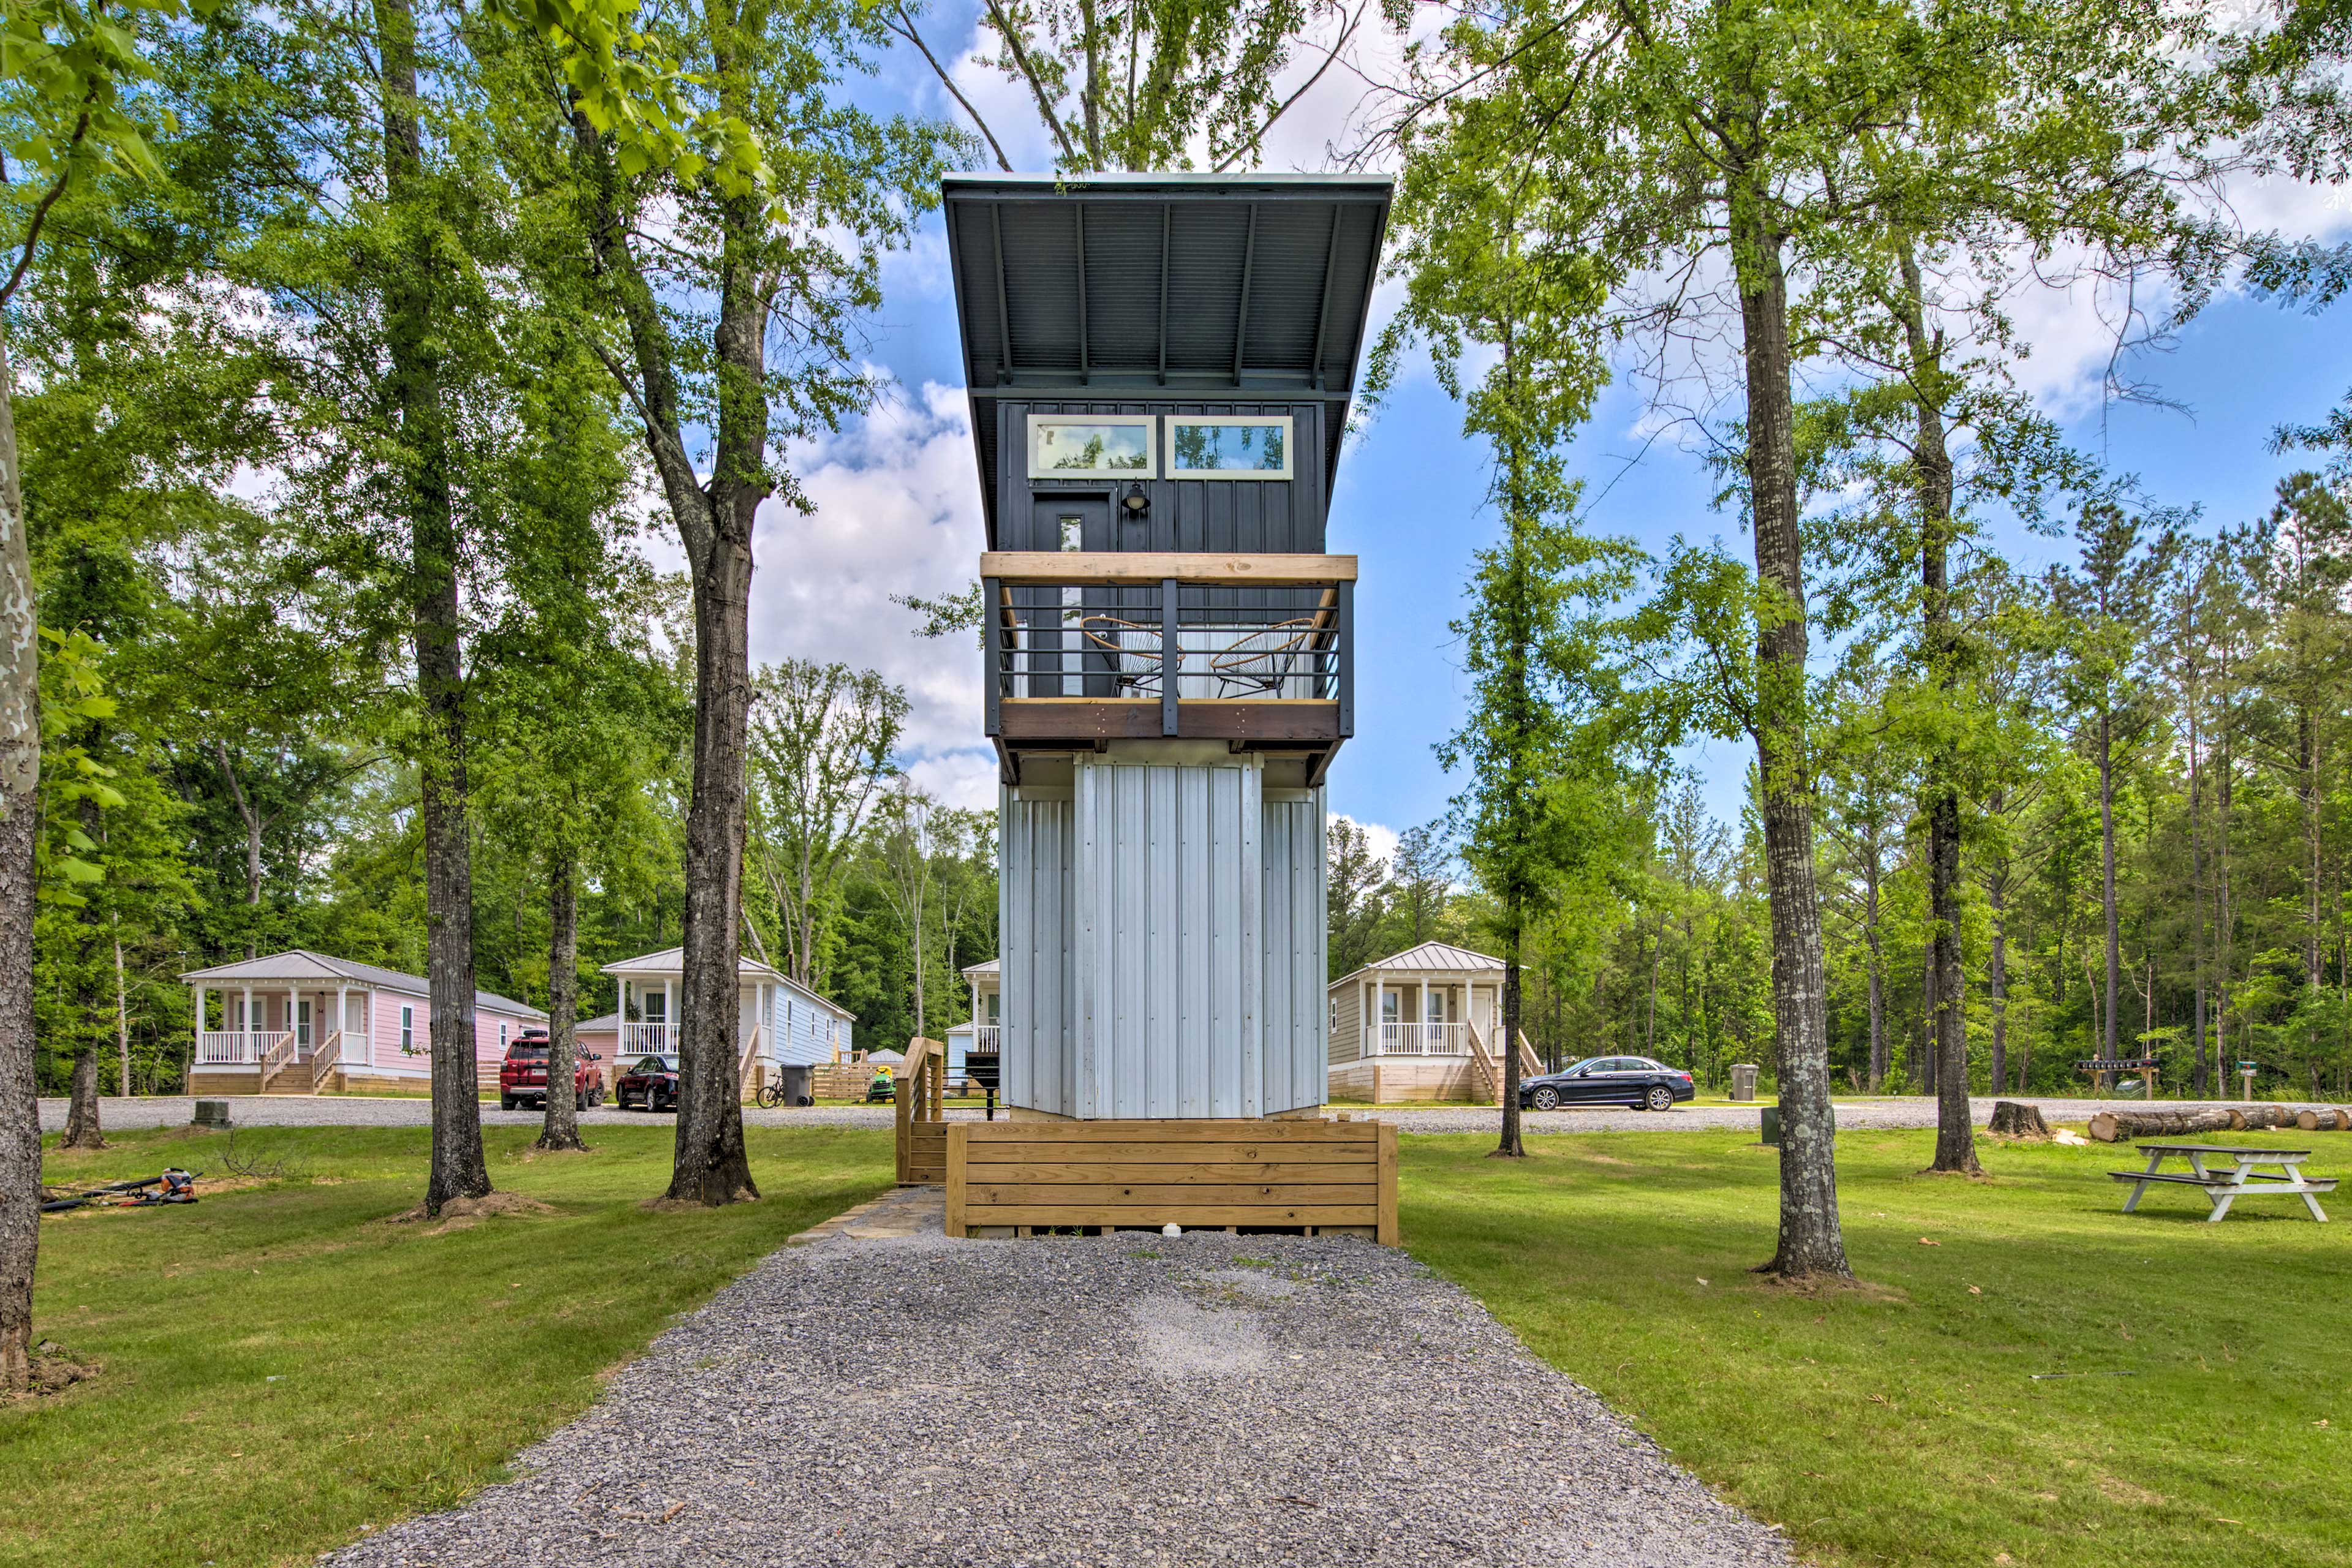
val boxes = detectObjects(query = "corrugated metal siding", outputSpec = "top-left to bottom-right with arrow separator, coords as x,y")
1001,786 -> 1077,1118
1261,788 -> 1327,1114
1076,756 -> 1260,1118
1001,763 -> 1329,1120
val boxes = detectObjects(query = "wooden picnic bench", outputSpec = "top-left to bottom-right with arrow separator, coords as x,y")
2109,1144 -> 2335,1223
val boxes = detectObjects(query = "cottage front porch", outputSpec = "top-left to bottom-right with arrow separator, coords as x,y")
1326,943 -> 1542,1106
187,980 -> 393,1095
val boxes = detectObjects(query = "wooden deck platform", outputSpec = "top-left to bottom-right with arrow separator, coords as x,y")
945,1118 -> 1398,1242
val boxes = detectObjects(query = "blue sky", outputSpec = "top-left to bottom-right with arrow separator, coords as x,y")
744,10 -> 2352,859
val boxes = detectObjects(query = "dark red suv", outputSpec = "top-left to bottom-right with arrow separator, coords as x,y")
499,1030 -> 605,1110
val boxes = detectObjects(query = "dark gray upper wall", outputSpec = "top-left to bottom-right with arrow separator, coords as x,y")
943,173 -> 1392,549
995,399 -> 1326,553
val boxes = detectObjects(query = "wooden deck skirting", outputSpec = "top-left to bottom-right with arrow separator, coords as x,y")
944,1119 -> 1398,1243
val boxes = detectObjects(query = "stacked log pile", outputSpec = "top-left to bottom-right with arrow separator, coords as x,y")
2085,1105 -> 2352,1142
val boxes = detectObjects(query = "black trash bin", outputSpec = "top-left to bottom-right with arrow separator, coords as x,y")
771,1063 -> 813,1108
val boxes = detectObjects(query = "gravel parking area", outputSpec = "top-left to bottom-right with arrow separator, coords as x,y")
323,1223 -> 1792,1567
43,1092 -> 2230,1136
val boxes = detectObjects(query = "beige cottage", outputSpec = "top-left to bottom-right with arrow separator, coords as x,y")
1326,941 -> 1537,1104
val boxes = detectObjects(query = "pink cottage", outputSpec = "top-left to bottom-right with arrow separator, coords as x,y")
182,949 -> 546,1096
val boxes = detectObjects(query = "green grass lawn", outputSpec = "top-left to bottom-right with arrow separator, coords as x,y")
1402,1129 -> 2351,1568
13,1122 -> 893,1568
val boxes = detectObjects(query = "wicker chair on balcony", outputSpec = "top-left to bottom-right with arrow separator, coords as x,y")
1205,618 -> 1322,698
1057,614 -> 1325,699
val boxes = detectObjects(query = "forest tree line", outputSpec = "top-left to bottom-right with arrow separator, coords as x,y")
13,0 -> 2352,1359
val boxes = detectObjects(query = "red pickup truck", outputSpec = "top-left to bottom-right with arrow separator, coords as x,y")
498,1030 -> 605,1110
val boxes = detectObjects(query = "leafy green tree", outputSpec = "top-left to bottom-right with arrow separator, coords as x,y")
745,660 -> 905,992
2054,503 -> 2177,1076
1325,815 -> 1389,979
0,0 -> 207,1393
497,0 -> 945,1205
885,0 -> 1372,172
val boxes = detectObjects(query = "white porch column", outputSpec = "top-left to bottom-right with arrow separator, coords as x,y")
664,979 -> 675,1044
336,986 -> 348,1066
1372,976 -> 1383,1057
192,986 -> 204,1061
241,986 -> 254,1060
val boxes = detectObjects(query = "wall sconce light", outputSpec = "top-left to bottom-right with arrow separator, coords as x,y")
1121,481 -> 1151,518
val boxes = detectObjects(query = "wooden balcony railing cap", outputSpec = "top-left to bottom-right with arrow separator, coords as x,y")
979,550 -> 1356,586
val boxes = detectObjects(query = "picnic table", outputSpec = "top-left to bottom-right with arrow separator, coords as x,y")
2109,1144 -> 2335,1223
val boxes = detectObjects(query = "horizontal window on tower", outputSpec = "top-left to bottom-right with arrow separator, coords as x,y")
1167,416 -> 1291,478
1029,415 -> 1156,478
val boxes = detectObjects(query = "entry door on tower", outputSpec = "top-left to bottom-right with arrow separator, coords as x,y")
1027,495 -> 1117,697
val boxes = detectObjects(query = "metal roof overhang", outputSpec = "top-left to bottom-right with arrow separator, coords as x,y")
943,173 -> 1393,544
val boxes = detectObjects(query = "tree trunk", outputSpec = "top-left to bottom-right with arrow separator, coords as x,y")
209,739 -> 265,959
1498,900 -> 1525,1158
1896,247 -> 1978,1174
668,489 -> 759,1204
1988,866 -> 2010,1095
2182,600 -> 2210,1098
538,851 -> 586,1152
59,797 -> 106,1148
382,0 -> 489,1216
2099,710 -> 2120,1060
1734,191 -> 1849,1280
1865,840 -> 1887,1092
114,930 -> 131,1097
0,335 -> 43,1393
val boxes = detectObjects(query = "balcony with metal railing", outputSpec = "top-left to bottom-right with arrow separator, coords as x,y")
981,552 -> 1354,753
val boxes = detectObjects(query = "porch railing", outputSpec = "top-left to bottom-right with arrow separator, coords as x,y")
739,1026 -> 766,1096
971,1023 -> 1001,1054
1368,1022 -> 1468,1057
981,552 -> 1354,735
619,1022 -> 677,1058
197,1030 -> 262,1065
257,1031 -> 300,1088
311,1033 -> 343,1090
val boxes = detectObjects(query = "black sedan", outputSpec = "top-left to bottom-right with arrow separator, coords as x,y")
1519,1055 -> 1695,1113
616,1054 -> 680,1112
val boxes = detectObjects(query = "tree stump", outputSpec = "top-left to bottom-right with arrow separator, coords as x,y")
1986,1101 -> 2051,1139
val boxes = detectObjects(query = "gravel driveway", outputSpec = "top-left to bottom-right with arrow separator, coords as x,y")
43,1092 -> 2230,1136
322,1223 -> 1792,1568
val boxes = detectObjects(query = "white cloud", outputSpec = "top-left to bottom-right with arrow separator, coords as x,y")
636,379 -> 997,811
1333,813 -> 1398,867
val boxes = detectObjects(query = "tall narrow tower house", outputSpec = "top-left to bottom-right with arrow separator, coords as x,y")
946,173 -> 1390,1123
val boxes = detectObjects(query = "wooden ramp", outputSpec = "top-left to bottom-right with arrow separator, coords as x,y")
946,1118 -> 1397,1243
894,1037 -> 948,1185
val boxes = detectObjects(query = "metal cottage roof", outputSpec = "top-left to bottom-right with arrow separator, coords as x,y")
1328,941 -> 1505,990
942,173 -> 1393,543
178,948 -> 546,1020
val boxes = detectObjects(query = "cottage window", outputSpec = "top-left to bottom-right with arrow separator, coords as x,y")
499,1022 -> 509,1049
1028,415 -> 1155,478
400,1005 -> 415,1052
1167,416 -> 1291,478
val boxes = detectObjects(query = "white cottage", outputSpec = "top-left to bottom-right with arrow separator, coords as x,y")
943,957 -> 1001,1087
599,948 -> 854,1090
1326,941 -> 1539,1104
